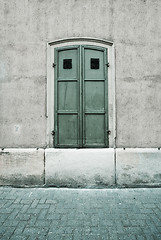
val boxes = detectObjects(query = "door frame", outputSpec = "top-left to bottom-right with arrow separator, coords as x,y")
46,37 -> 116,148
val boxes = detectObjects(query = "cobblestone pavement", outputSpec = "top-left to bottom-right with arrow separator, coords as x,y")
0,187 -> 161,240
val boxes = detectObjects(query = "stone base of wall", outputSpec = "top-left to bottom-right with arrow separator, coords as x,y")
45,149 -> 115,188
0,149 -> 44,186
116,148 -> 161,187
0,148 -> 161,187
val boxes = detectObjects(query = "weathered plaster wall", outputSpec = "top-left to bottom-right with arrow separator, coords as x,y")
0,0 -> 161,147
114,0 -> 161,147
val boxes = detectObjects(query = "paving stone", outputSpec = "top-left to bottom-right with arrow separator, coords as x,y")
16,213 -> 31,221
0,207 -> 13,214
130,220 -> 146,227
10,236 -> 28,240
37,209 -> 49,220
2,220 -> 19,227
13,223 -> 26,235
46,213 -> 61,220
35,219 -> 51,227
30,199 -> 39,208
136,235 -> 146,240
153,234 -> 161,240
1,226 -> 16,239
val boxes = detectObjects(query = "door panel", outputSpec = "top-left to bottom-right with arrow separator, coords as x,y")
58,115 -> 78,145
84,49 -> 105,80
58,49 -> 78,80
85,114 -> 105,145
58,82 -> 78,111
85,81 -> 105,111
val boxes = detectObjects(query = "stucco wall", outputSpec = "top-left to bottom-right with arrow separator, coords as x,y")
0,0 -> 161,148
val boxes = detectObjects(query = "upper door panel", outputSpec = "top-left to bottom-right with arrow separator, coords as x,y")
57,47 -> 79,80
84,48 -> 105,80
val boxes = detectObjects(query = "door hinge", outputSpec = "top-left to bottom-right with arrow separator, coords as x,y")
107,130 -> 111,135
105,63 -> 110,67
51,130 -> 55,136
52,63 -> 56,68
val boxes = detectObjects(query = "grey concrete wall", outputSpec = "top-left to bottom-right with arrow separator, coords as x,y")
0,0 -> 161,147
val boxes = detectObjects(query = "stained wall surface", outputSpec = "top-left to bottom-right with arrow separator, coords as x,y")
0,0 -> 161,148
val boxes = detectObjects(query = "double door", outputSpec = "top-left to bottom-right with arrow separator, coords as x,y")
54,45 -> 108,148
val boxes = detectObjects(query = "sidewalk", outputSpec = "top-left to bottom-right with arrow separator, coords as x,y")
0,187 -> 161,240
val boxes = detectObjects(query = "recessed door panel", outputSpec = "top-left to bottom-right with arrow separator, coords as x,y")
85,114 -> 105,145
84,49 -> 105,80
58,82 -> 78,111
58,115 -> 78,145
58,49 -> 78,80
85,81 -> 105,111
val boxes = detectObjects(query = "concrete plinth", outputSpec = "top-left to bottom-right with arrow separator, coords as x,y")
116,148 -> 161,186
45,148 -> 115,188
0,149 -> 44,186
1,148 -> 161,187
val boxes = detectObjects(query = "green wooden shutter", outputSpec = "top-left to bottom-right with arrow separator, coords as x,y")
54,46 -> 80,147
82,46 -> 108,147
54,45 -> 108,148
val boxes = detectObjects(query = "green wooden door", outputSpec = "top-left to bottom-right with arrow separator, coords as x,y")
54,46 -> 80,147
82,46 -> 108,147
54,45 -> 108,148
